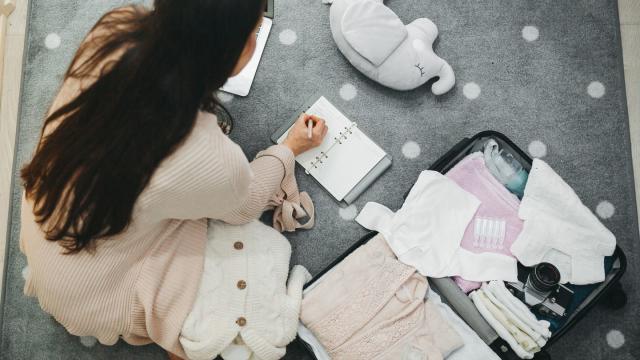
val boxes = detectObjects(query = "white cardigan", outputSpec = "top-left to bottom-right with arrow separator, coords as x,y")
179,220 -> 311,360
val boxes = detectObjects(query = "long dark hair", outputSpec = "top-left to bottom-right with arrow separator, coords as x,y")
21,0 -> 265,253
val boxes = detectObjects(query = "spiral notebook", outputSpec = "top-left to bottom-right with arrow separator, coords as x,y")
272,95 -> 392,204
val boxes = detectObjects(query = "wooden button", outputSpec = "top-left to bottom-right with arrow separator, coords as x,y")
237,280 -> 247,290
236,317 -> 247,326
233,241 -> 244,250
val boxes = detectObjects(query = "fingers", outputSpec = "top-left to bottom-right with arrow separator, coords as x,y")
293,113 -> 309,128
285,113 -> 329,152
307,114 -> 324,124
312,118 -> 327,137
298,113 -> 324,126
284,113 -> 329,155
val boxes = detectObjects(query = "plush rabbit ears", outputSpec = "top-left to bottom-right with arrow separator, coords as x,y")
342,1 -> 408,67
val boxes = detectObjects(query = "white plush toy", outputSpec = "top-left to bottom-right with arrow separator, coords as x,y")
323,0 -> 455,95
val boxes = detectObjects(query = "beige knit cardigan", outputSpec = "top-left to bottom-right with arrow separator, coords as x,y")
19,9 -> 313,358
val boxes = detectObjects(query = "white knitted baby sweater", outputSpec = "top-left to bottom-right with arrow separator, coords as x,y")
179,220 -> 311,360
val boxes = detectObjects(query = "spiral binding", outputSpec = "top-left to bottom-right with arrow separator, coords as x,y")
305,123 -> 358,174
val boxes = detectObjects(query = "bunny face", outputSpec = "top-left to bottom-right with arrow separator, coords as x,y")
328,0 -> 455,95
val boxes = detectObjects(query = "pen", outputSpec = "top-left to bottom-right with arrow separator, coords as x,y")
307,118 -> 313,139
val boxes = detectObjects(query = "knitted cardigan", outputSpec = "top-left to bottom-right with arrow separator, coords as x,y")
179,220 -> 311,360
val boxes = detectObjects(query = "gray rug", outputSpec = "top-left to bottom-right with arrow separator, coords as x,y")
2,0 -> 638,359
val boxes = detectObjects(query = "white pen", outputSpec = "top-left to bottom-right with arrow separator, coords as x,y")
307,118 -> 313,139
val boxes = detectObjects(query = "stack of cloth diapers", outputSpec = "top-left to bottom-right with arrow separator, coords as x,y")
469,281 -> 551,359
298,234 -> 501,360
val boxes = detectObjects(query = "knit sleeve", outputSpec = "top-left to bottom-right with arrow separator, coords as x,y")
138,113 -> 314,230
219,143 -> 315,232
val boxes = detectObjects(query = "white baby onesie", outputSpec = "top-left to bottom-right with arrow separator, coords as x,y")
511,159 -> 616,284
356,171 -> 518,282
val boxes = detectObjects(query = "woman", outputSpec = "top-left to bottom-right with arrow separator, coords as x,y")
19,1 -> 326,359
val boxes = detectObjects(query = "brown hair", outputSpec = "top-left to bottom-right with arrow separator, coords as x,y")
21,0 -> 265,253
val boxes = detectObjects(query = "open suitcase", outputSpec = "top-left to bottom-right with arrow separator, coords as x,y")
294,131 -> 628,360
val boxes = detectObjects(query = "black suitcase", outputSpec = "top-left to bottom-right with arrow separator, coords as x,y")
296,131 -> 628,360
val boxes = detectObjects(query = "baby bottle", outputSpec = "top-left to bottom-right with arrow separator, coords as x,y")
483,139 -> 529,198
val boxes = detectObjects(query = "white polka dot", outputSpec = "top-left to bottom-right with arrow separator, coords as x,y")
217,91 -> 234,103
402,141 -> 421,159
596,201 -> 615,219
79,336 -> 98,348
45,33 -> 61,49
339,205 -> 358,221
587,81 -> 606,98
339,83 -> 357,101
528,140 -> 547,158
279,29 -> 297,46
21,266 -> 29,280
522,26 -> 539,42
412,39 -> 427,52
606,329 -> 625,349
463,82 -> 481,100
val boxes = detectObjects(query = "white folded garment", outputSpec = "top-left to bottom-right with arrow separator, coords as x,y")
356,171 -> 518,283
485,281 -> 552,339
470,289 -> 534,359
481,284 -> 546,348
470,281 -> 553,360
510,159 -> 616,284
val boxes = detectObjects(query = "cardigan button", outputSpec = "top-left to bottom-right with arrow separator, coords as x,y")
236,317 -> 247,326
237,280 -> 247,290
234,241 -> 244,250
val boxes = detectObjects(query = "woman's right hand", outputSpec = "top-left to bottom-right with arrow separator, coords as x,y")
282,113 -> 328,156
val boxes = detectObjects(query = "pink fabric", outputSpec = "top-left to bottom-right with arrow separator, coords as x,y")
300,235 -> 462,360
445,153 -> 523,293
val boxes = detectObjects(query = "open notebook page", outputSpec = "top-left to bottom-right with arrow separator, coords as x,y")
277,97 -> 386,201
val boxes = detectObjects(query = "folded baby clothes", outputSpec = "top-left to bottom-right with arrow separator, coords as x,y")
470,281 -> 552,360
356,170 -> 518,283
510,159 -> 617,284
446,152 -> 523,292
470,289 -> 537,359
298,287 -> 501,360
180,220 -> 310,360
485,281 -> 552,340
300,234 -> 463,360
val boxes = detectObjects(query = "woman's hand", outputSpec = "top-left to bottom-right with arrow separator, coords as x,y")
282,113 -> 328,156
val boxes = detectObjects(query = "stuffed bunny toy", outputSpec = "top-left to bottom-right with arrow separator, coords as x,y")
323,0 -> 455,95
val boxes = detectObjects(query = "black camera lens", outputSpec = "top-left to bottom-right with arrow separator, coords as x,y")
529,262 -> 561,293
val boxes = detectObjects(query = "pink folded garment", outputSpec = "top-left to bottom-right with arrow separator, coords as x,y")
446,153 -> 523,293
300,234 -> 462,360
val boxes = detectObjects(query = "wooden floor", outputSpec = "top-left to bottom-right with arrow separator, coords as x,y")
1,0 -> 28,293
0,1 -> 639,294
